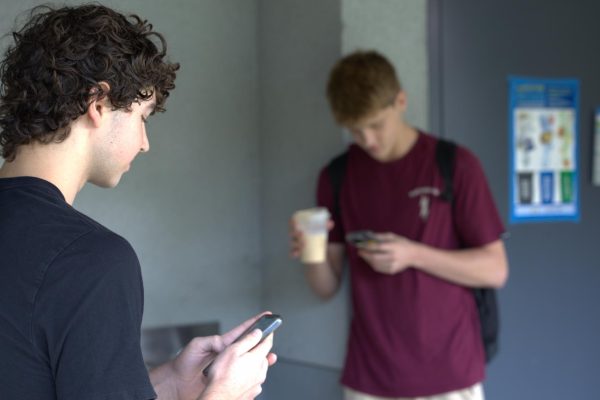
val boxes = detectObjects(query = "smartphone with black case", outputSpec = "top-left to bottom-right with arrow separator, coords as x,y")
202,314 -> 282,376
232,314 -> 282,344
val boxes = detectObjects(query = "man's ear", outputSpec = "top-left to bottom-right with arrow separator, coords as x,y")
394,90 -> 407,112
86,82 -> 111,128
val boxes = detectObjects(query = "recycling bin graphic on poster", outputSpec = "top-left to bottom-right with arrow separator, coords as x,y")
509,77 -> 579,223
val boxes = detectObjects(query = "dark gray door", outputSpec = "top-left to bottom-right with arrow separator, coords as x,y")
429,1 -> 600,399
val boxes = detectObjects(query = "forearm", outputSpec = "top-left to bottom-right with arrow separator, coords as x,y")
196,386 -> 225,400
150,362 -> 216,400
149,362 -> 179,400
303,262 -> 340,299
303,244 -> 344,299
412,240 -> 508,288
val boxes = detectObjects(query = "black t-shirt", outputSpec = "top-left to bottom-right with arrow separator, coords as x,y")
0,177 -> 156,400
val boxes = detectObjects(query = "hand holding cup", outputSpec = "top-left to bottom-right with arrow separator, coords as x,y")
289,208 -> 331,264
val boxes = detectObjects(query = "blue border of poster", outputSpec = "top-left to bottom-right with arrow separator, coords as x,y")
508,77 -> 580,223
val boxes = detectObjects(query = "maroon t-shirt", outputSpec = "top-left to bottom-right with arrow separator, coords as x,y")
316,132 -> 504,397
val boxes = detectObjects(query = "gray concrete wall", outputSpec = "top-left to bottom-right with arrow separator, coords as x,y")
258,0 -> 348,369
0,0 -> 263,332
342,0 -> 429,131
84,0 -> 263,331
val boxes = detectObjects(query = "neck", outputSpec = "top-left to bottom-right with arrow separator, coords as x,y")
387,123 -> 419,161
0,139 -> 90,205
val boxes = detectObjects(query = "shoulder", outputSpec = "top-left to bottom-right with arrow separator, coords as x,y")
428,136 -> 488,183
418,131 -> 439,148
69,227 -> 138,266
324,149 -> 350,177
34,227 -> 143,321
45,226 -> 141,289
325,146 -> 353,169
454,143 -> 481,165
318,147 -> 352,183
58,205 -> 137,261
74,228 -> 136,259
452,143 -> 486,178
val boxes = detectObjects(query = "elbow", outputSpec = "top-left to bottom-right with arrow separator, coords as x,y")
489,261 -> 509,289
309,279 -> 340,300
312,286 -> 338,301
484,242 -> 509,289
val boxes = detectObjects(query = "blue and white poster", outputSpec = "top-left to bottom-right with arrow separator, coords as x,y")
508,77 -> 579,223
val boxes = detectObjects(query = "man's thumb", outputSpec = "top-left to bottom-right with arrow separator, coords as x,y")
232,328 -> 262,354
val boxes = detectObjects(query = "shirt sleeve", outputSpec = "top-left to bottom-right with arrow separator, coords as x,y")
452,146 -> 505,248
33,229 -> 157,400
316,167 -> 345,243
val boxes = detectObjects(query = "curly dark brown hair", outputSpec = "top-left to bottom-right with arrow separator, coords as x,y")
0,4 -> 179,161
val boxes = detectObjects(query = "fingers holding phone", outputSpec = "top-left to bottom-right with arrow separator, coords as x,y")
203,315 -> 282,376
348,231 -> 417,275
230,314 -> 281,371
203,331 -> 268,400
346,230 -> 385,252
220,311 -> 271,346
202,315 -> 282,399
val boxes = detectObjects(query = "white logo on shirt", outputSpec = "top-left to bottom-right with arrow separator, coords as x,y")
408,187 -> 440,220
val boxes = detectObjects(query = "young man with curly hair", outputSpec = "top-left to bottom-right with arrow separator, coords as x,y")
290,51 -> 509,399
0,5 -> 275,400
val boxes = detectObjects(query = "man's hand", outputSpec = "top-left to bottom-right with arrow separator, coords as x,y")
203,328 -> 275,399
150,312 -> 277,400
359,234 -> 509,287
358,232 -> 418,275
289,217 -> 334,259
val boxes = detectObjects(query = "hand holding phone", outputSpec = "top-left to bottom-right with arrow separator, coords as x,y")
203,314 -> 282,376
346,230 -> 379,248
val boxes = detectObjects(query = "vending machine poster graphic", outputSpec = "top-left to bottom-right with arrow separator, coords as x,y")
508,77 -> 579,223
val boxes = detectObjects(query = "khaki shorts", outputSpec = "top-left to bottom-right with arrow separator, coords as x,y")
344,383 -> 484,400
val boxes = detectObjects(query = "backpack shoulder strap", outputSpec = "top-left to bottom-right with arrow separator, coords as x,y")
435,138 -> 500,363
326,151 -> 348,222
435,138 -> 457,203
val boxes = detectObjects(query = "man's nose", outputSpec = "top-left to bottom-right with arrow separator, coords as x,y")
140,128 -> 150,153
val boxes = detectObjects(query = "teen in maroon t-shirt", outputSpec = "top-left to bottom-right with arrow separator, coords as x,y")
290,51 -> 508,399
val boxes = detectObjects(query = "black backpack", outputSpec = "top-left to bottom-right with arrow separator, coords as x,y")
326,138 -> 499,363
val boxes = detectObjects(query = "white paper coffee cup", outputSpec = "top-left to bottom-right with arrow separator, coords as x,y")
293,207 -> 330,264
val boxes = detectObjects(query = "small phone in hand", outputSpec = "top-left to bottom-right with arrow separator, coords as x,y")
202,314 -> 282,376
345,230 -> 379,248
